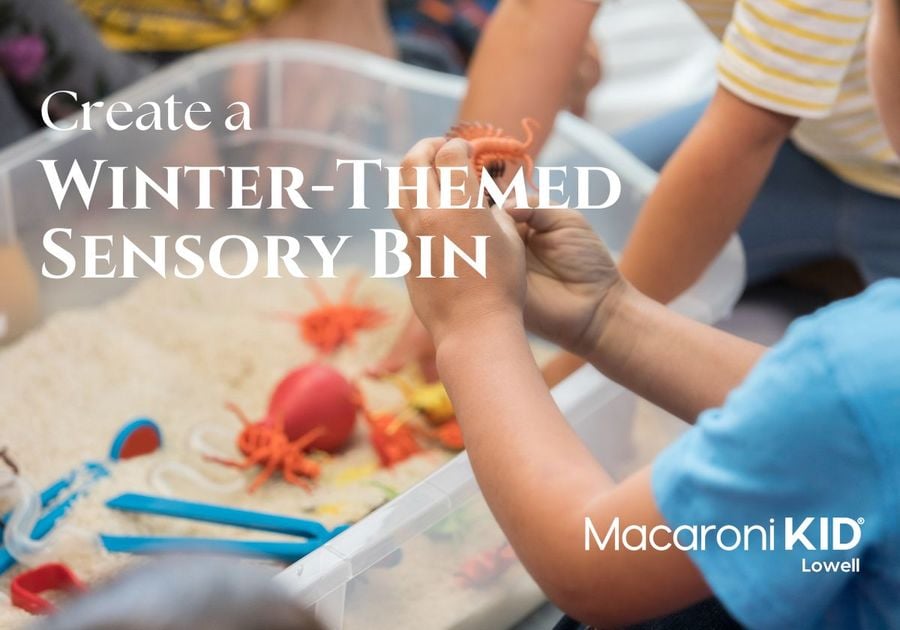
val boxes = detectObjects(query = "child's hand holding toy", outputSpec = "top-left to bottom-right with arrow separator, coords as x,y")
503,202 -> 623,359
392,137 -> 528,350
394,135 -> 764,420
393,136 -> 627,363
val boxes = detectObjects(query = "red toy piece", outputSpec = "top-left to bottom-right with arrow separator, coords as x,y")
364,411 -> 423,467
108,418 -> 162,460
11,563 -> 87,614
229,363 -> 360,453
296,276 -> 387,355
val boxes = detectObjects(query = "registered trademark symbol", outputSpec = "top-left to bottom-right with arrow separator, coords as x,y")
858,518 -> 865,525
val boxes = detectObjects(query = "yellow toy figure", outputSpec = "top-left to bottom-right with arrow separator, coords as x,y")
389,376 -> 455,425
379,375 -> 464,452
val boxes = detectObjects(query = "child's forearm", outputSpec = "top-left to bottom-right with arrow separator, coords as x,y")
435,310 -> 714,622
620,88 -> 796,304
459,0 -> 599,154
870,0 -> 900,152
588,285 -> 766,421
434,313 -> 616,592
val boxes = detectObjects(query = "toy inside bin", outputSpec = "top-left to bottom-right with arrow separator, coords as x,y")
0,41 -> 744,629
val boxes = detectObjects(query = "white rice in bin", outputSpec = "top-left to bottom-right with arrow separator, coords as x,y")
0,270 -> 559,628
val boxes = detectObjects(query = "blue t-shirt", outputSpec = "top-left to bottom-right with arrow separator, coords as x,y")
653,279 -> 900,630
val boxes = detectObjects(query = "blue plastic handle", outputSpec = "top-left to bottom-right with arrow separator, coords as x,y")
106,493 -> 336,540
99,534 -> 325,564
1,418 -> 161,575
0,462 -> 106,526
1,476 -> 69,527
0,463 -> 110,575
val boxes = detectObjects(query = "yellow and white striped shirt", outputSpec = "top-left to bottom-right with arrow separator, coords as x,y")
589,0 -> 899,197
689,0 -> 899,198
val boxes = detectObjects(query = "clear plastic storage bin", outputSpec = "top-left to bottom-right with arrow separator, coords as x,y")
0,42 -> 744,629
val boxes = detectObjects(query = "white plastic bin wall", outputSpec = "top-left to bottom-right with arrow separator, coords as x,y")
0,42 -> 745,629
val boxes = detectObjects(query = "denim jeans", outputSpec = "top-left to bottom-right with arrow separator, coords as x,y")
614,99 -> 900,286
553,597 -> 743,630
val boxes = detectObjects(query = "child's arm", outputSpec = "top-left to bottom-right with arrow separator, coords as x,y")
506,206 -> 766,421
619,87 -> 797,303
370,0 -> 599,380
393,138 -> 766,624
458,0 -> 600,154
436,318 -> 713,625
869,0 -> 900,152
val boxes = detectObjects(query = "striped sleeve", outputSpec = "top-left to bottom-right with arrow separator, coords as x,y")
718,0 -> 871,118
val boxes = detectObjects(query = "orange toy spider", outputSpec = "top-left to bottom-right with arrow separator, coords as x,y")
447,117 -> 538,187
294,276 -> 388,355
207,403 -> 326,493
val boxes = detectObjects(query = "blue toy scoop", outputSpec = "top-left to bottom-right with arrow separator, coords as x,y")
102,493 -> 348,564
98,535 -> 324,564
106,494 -> 332,540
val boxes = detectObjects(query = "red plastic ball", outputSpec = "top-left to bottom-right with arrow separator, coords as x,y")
263,363 -> 358,453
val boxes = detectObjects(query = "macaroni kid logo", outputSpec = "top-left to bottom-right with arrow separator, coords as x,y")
585,517 -> 865,574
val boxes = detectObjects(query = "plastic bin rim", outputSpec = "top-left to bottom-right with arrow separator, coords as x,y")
0,40 -> 658,196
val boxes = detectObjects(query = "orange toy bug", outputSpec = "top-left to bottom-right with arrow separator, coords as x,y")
385,376 -> 465,451
207,403 -> 326,493
456,543 -> 518,588
294,276 -> 388,355
424,419 -> 464,451
447,117 -> 538,187
364,410 -> 423,468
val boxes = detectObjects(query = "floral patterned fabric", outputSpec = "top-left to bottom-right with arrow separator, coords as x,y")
0,0 -> 152,147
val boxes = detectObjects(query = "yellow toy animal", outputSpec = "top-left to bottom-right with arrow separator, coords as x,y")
390,378 -> 455,425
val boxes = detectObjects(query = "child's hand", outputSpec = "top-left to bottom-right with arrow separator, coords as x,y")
392,138 -> 527,349
508,204 -> 625,357
367,314 -> 439,382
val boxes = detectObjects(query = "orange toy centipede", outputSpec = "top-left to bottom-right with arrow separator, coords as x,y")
447,117 -> 538,187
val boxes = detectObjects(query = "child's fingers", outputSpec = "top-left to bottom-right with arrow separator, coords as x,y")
401,137 -> 446,173
491,204 -> 524,243
433,138 -> 474,209
502,195 -> 538,221
395,137 -> 446,227
433,138 -> 471,169
503,203 -> 589,234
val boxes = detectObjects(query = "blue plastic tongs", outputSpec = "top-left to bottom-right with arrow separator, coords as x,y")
0,418 -> 163,575
101,493 -> 349,564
